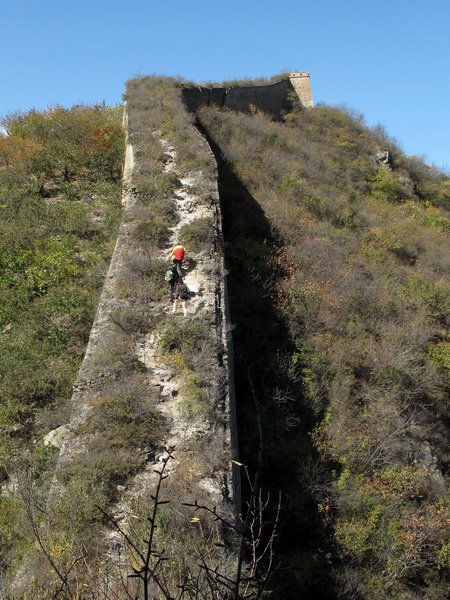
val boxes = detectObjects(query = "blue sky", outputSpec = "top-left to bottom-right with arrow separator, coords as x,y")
1,0 -> 449,171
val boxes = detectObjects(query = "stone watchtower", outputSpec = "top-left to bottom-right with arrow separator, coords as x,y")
289,72 -> 313,107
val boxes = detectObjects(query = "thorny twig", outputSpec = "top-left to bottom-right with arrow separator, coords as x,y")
103,427 -> 282,599
16,471 -> 86,600
97,446 -> 176,600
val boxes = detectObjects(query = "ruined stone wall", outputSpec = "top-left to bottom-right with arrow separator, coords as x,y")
182,74 -> 313,117
52,104 -> 237,502
289,72 -> 313,107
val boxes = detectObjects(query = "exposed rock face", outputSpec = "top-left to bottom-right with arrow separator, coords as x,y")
375,150 -> 391,165
43,425 -> 69,449
106,133 -> 238,533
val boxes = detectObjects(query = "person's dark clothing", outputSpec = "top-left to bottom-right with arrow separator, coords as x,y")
168,267 -> 182,302
174,282 -> 190,300
172,259 -> 183,279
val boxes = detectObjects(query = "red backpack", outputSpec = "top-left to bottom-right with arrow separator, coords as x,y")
172,245 -> 185,261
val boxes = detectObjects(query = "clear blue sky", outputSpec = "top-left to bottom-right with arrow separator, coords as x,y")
1,0 -> 449,171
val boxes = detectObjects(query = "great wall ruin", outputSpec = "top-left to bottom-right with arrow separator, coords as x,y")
12,73 -> 312,595
48,71 -> 312,518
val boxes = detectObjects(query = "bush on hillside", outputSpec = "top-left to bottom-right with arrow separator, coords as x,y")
0,105 -> 124,580
198,102 -> 449,599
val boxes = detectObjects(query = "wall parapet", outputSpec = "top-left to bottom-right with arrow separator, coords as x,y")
182,73 -> 313,117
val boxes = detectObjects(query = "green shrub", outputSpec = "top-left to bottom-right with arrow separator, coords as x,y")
31,443 -> 59,477
159,318 -> 210,359
0,105 -> 124,468
436,178 -> 450,209
198,99 -> 449,599
0,494 -> 29,571
83,392 -> 166,449
109,306 -> 147,332
402,276 -> 450,321
133,216 -> 170,246
94,343 -> 146,376
179,217 -> 213,252
180,373 -> 210,419
427,341 -> 450,382
369,168 -> 404,203
56,464 -> 110,533
406,200 -> 450,231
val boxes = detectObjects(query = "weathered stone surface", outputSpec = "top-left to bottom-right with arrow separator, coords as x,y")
289,72 -> 314,107
43,425 -> 70,449
376,150 -> 391,165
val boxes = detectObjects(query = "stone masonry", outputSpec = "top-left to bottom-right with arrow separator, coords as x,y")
182,72 -> 313,117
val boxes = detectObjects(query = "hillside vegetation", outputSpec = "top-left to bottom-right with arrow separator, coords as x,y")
0,105 -> 124,581
198,102 -> 449,599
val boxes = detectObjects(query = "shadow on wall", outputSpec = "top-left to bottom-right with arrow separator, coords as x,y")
182,79 -> 296,119
196,122 -> 337,600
